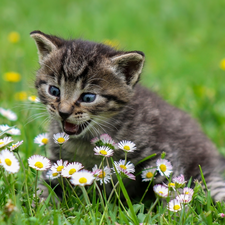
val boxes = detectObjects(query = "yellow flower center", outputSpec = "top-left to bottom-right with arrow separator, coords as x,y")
3,72 -> 21,82
168,183 -> 175,187
100,150 -> 107,155
41,138 -> 48,144
98,171 -> 106,178
0,142 -> 4,145
159,164 -> 167,172
57,137 -> 65,144
79,177 -> 87,184
34,161 -> 43,169
185,191 -> 189,195
123,145 -> 130,151
120,165 -> 127,170
146,172 -> 153,178
5,158 -> 12,166
158,191 -> 164,194
57,165 -> 64,172
173,205 -> 181,211
0,159 -> 1,164
69,168 -> 76,175
52,172 -> 59,177
29,96 -> 37,101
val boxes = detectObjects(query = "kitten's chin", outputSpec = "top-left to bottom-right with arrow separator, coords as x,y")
62,120 -> 90,136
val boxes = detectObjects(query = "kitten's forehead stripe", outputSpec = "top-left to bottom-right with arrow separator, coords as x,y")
35,79 -> 47,88
75,66 -> 89,84
102,94 -> 127,105
59,50 -> 68,84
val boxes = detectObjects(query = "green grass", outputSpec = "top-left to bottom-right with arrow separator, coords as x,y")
1,0 -> 225,224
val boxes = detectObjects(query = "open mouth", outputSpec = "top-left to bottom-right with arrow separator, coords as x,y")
63,120 -> 91,135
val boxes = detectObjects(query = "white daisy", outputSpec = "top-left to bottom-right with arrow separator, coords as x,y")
0,108 -> 17,121
183,187 -> 194,196
51,159 -> 68,173
0,149 -> 20,173
153,184 -> 169,198
141,167 -> 156,182
156,159 -> 173,177
46,169 -> 60,180
53,132 -> 69,145
28,95 -> 40,103
118,140 -> 136,152
0,136 -> 13,148
167,199 -> 183,212
92,165 -> 112,185
61,162 -> 83,178
172,174 -> 186,188
28,155 -> 51,171
122,171 -> 136,180
93,146 -> 114,157
34,133 -> 49,146
113,159 -> 135,174
99,134 -> 117,148
176,194 -> 192,204
163,182 -> 176,191
9,140 -> 24,151
90,137 -> 100,145
0,125 -> 21,136
91,134 -> 117,149
70,169 -> 95,186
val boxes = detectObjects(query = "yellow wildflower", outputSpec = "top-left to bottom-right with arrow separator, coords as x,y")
3,72 -> 21,82
220,58 -> 225,70
8,32 -> 20,43
15,91 -> 27,101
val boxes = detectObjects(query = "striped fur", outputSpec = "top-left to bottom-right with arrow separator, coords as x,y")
31,30 -> 225,201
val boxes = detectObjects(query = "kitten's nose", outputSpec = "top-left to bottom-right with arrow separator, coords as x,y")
58,102 -> 73,120
59,111 -> 71,120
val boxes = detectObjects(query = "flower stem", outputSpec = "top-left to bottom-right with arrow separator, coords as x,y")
105,159 -> 128,215
35,170 -> 39,211
16,152 -> 33,216
144,197 -> 159,223
139,178 -> 153,203
99,181 -> 119,225
125,152 -> 127,164
66,178 -> 85,208
10,174 -> 17,204
60,176 -> 69,210
59,145 -> 62,159
101,158 -> 107,198
80,186 -> 94,220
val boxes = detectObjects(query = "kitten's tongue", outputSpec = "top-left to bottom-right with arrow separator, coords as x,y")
63,121 -> 79,134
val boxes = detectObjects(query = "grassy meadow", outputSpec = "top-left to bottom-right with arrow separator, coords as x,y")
1,0 -> 225,224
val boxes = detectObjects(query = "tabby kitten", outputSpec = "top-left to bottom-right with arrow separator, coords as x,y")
31,30 -> 225,201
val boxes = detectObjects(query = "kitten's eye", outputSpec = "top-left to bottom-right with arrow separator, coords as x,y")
81,93 -> 96,103
49,86 -> 60,97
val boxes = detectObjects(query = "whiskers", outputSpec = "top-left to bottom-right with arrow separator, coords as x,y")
87,114 -> 119,138
25,111 -> 50,126
13,101 -> 50,127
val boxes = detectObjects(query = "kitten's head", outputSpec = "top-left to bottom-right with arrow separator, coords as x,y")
30,30 -> 145,137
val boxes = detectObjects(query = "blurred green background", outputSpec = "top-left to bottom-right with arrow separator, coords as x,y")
0,0 -> 225,153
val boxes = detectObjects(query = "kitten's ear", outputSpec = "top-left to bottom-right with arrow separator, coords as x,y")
30,30 -> 63,62
111,51 -> 145,87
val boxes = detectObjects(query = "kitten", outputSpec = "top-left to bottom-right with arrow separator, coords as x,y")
30,30 -> 225,201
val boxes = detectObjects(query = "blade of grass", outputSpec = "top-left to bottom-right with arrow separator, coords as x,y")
111,158 -> 139,225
